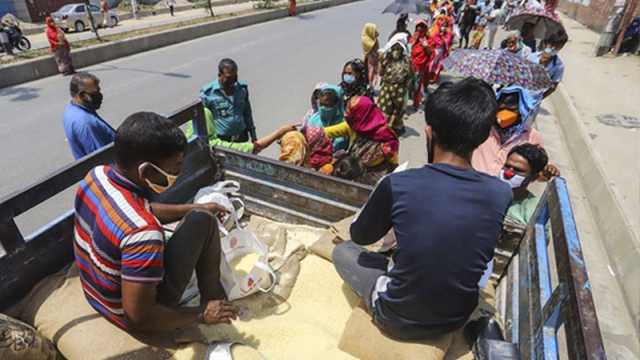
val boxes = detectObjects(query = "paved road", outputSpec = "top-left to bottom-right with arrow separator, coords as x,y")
25,3 -> 258,51
0,0 -> 427,233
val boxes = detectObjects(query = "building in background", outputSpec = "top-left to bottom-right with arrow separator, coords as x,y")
559,0 -> 639,54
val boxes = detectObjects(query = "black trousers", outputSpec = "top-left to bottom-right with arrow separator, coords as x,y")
218,131 -> 250,143
156,209 -> 226,307
169,5 -> 175,16
460,25 -> 473,48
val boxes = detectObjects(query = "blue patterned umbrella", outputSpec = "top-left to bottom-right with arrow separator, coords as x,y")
442,49 -> 554,91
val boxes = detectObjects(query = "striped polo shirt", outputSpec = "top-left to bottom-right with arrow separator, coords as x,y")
73,165 -> 165,329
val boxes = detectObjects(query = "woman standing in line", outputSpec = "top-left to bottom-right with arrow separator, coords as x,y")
361,23 -> 380,89
45,16 -> 74,76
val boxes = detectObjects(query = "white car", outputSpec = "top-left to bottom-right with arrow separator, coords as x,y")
51,3 -> 119,33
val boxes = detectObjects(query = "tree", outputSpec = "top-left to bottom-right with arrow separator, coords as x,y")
84,0 -> 101,41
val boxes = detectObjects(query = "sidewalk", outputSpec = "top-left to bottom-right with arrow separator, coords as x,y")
544,12 -> 640,357
25,2 -> 257,51
556,13 -> 640,239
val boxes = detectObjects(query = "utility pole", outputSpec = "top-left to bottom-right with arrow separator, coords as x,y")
84,0 -> 101,41
612,0 -> 639,54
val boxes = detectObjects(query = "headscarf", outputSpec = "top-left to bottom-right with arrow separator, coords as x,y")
495,85 -> 543,143
361,23 -> 378,57
380,33 -> 409,55
340,59 -> 371,101
306,84 -> 348,151
307,84 -> 345,128
45,17 -> 63,51
304,126 -> 334,169
346,96 -> 399,157
411,19 -> 432,70
279,131 -> 308,166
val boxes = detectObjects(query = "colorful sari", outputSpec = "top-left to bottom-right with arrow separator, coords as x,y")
378,34 -> 411,131
411,19 -> 432,107
305,126 -> 334,170
45,17 -> 74,75
361,23 -> 380,86
279,131 -> 307,166
346,96 -> 399,162
427,23 -> 452,82
306,84 -> 347,151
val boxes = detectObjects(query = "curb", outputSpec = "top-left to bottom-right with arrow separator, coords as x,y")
550,84 -> 640,331
0,0 -> 360,89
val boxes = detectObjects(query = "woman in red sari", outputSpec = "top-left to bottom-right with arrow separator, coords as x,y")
45,16 -> 74,75
288,0 -> 296,16
426,19 -> 452,83
410,19 -> 432,108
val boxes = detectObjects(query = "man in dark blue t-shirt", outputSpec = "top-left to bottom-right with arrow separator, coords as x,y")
332,78 -> 512,340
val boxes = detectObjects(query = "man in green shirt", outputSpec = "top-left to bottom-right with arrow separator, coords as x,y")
499,143 -> 556,226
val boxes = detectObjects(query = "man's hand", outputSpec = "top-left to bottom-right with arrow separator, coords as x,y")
202,300 -> 238,325
252,124 -> 298,154
195,202 -> 230,216
538,164 -> 560,182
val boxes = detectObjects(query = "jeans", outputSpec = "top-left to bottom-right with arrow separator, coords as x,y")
332,241 -> 389,311
156,209 -> 226,307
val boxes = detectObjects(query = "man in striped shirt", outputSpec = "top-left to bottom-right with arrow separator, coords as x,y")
74,111 -> 237,332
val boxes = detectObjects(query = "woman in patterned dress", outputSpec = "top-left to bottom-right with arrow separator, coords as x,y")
377,34 -> 412,135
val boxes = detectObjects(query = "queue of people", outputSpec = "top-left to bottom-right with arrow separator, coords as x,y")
59,3 -> 571,344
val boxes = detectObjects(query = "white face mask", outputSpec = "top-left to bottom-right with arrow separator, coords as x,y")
499,168 -> 527,189
544,47 -> 558,56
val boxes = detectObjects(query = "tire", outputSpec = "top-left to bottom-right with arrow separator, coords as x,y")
74,21 -> 85,33
16,37 -> 31,51
111,16 -> 118,27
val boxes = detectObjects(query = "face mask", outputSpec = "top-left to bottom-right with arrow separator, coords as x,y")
319,105 -> 338,121
499,168 -> 527,189
496,109 -> 519,128
544,47 -> 558,56
343,74 -> 356,84
83,91 -> 103,111
391,49 -> 403,60
139,162 -> 178,194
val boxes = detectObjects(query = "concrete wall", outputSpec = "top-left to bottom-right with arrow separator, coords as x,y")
558,0 -> 615,32
0,0 -> 30,22
0,0 -> 361,89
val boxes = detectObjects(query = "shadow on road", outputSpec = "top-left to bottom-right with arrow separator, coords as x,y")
296,14 -> 315,20
0,86 -> 41,102
89,64 -> 192,79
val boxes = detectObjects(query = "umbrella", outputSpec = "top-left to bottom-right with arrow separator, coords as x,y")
442,49 -> 554,91
505,7 -> 564,39
382,0 -> 428,15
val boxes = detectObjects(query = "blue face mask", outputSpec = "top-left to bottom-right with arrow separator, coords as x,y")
342,74 -> 356,84
319,105 -> 338,122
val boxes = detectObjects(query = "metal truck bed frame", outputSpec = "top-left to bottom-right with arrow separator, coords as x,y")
0,100 -> 606,359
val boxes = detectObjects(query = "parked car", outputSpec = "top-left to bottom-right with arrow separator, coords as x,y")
51,3 -> 119,33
